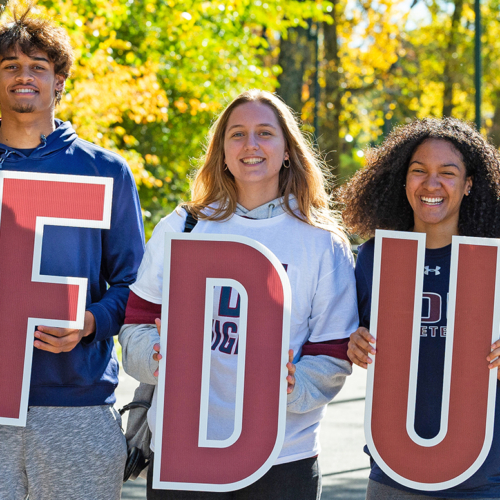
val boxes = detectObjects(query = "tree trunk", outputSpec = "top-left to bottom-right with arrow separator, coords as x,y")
277,27 -> 312,114
320,0 -> 341,178
442,0 -> 464,117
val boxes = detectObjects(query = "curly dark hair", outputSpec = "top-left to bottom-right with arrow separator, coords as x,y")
339,117 -> 500,239
0,2 -> 74,104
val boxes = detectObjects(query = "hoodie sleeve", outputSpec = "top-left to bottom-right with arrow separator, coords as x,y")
83,161 -> 145,344
119,323 -> 159,385
355,239 -> 375,330
287,355 -> 352,413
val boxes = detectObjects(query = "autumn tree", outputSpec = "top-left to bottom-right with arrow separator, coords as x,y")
278,0 -> 405,178
7,0 -> 499,215
22,0 -> 333,235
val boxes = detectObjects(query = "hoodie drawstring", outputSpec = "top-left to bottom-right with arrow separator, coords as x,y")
267,203 -> 275,219
0,149 -> 13,167
0,134 -> 48,168
38,134 -> 47,152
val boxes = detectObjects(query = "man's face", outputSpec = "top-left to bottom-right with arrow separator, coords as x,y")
0,47 -> 65,116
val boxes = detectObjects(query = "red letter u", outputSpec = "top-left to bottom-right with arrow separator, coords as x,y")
366,231 -> 499,490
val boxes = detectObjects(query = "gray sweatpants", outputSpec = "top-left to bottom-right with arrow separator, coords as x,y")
366,479 -> 493,500
0,405 -> 127,500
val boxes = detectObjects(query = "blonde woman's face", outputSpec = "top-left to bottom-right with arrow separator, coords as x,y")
224,101 -> 288,198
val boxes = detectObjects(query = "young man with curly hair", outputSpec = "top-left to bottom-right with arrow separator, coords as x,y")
0,5 -> 144,500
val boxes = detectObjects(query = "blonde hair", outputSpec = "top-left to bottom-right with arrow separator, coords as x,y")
185,89 -> 346,240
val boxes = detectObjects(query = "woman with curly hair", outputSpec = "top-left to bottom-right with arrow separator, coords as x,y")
342,117 -> 500,499
120,89 -> 358,499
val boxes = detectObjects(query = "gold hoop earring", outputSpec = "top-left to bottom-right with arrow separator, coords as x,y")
283,159 -> 290,168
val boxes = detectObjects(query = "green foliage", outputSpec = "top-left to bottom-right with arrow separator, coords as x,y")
338,151 -> 364,183
7,0 -> 498,228
30,0 -> 328,237
337,0 -> 500,145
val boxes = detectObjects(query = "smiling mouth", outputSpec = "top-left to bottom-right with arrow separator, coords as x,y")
12,88 -> 38,94
241,157 -> 264,165
421,196 -> 444,206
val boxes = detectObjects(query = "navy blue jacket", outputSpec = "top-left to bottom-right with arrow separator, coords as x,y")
0,120 -> 145,407
357,239 -> 500,498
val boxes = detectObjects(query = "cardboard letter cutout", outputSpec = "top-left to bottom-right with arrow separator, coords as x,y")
0,171 -> 112,426
366,230 -> 499,490
153,233 -> 291,491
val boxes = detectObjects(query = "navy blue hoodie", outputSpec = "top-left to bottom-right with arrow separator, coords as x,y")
0,120 -> 145,407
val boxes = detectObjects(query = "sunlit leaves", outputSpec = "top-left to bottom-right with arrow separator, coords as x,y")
32,0 -> 321,235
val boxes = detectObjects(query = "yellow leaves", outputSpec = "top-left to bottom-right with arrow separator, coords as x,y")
302,84 -> 310,102
87,16 -> 107,34
174,99 -> 189,113
387,53 -> 398,65
125,53 -> 136,65
123,135 -> 139,146
117,149 -> 156,189
461,3 -> 475,23
145,154 -> 160,166
112,40 -> 133,51
409,98 -> 419,112
418,81 -> 445,118
114,126 -> 126,136
172,97 -> 213,115
57,41 -> 170,163
189,99 -> 202,115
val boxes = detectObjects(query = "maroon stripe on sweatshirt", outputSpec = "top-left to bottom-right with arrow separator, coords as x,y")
301,338 -> 351,364
124,291 -> 161,324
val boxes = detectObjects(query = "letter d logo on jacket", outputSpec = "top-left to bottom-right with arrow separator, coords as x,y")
366,230 -> 500,491
153,233 -> 291,492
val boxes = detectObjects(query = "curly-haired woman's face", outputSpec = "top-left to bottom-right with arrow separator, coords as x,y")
405,139 -> 472,237
224,101 -> 288,207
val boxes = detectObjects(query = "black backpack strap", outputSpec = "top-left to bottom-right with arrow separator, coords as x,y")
183,208 -> 198,233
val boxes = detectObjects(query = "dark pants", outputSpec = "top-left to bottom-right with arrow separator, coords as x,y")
147,453 -> 321,500
365,479 -> 493,500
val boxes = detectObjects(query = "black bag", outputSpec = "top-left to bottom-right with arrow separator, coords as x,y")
120,208 -> 198,482
120,383 -> 154,481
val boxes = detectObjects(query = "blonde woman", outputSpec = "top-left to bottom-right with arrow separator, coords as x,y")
120,89 -> 358,499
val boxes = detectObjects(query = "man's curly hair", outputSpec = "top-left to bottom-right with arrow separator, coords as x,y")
340,118 -> 500,239
0,2 -> 74,104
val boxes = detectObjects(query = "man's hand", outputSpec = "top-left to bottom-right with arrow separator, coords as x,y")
34,310 -> 96,353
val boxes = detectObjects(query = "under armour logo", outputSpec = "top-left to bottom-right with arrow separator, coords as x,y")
424,266 -> 441,275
